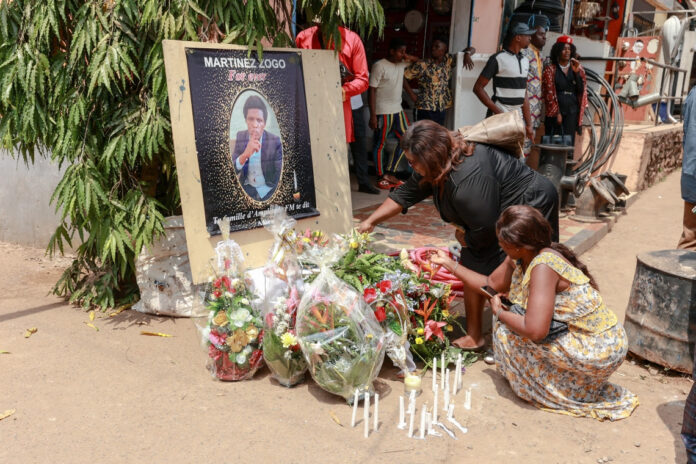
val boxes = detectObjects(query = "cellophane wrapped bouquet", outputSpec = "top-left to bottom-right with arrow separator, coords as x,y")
333,230 -> 414,373
202,218 -> 264,381
259,208 -> 308,387
295,240 -> 386,402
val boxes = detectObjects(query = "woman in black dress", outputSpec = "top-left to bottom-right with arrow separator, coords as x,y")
542,35 -> 587,142
357,120 -> 558,350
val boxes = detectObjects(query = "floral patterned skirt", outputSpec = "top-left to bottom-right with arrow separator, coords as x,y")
493,322 -> 639,421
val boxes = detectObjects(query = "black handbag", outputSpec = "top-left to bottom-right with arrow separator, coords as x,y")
508,303 -> 569,343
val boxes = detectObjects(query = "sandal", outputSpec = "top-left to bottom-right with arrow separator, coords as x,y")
377,178 -> 398,190
452,337 -> 486,352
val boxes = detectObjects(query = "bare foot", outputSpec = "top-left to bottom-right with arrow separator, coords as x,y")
452,335 -> 485,350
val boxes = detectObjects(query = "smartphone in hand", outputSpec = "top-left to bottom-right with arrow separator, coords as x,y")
480,285 -> 512,308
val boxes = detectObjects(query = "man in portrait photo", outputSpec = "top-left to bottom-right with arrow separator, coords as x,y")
231,95 -> 283,201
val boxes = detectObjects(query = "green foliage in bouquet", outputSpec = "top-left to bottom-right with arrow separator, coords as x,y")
298,299 -> 382,398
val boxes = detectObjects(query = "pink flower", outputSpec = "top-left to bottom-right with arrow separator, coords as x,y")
265,311 -> 274,328
425,320 -> 447,342
209,330 -> 227,346
363,288 -> 377,304
378,280 -> 392,293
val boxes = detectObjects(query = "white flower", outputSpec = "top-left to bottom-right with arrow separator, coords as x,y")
236,353 -> 247,364
208,276 -> 214,282
283,350 -> 293,361
201,326 -> 211,340
224,291 -> 232,298
243,345 -> 253,354
230,308 -> 251,327
240,298 -> 250,306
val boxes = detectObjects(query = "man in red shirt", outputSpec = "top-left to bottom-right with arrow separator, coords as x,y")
296,26 -> 369,143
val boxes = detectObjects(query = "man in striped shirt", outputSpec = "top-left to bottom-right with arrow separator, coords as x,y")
473,22 -> 534,144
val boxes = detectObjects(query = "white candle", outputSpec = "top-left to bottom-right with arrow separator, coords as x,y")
426,411 -> 432,433
433,385 -> 438,424
373,394 -> 379,432
364,392 -> 370,438
407,407 -> 415,437
419,405 -> 426,439
432,357 -> 437,392
457,354 -> 463,391
448,403 -> 455,420
398,395 -> 405,429
398,396 -> 405,427
408,390 -> 416,414
440,353 -> 445,390
351,389 -> 359,427
464,388 -> 472,410
444,369 -> 450,411
293,170 -> 298,190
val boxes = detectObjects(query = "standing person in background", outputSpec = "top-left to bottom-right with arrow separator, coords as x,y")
542,35 -> 587,144
678,85 -> 696,250
296,23 -> 370,189
403,35 -> 476,126
517,15 -> 548,166
369,38 -> 418,189
351,92 -> 379,194
473,22 -> 535,148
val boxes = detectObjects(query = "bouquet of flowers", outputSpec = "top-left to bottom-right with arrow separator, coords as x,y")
295,242 -> 386,401
202,218 -> 264,381
259,208 -> 308,387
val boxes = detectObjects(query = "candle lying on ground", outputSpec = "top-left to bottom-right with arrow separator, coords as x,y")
404,373 -> 422,394
373,394 -> 379,432
364,393 -> 370,438
351,389 -> 359,427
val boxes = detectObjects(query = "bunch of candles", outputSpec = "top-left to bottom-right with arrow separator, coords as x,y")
351,389 -> 380,438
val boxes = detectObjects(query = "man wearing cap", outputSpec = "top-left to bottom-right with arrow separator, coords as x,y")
519,15 -> 549,167
473,22 -> 534,145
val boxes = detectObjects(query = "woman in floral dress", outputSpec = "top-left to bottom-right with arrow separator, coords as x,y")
432,205 -> 638,420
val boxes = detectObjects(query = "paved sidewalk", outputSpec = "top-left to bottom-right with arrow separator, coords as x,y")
352,195 -> 637,257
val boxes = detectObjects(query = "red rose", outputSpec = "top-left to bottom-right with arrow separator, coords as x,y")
208,344 -> 223,361
212,289 -> 222,299
363,287 -> 377,304
221,276 -> 232,291
378,280 -> 392,293
374,306 -> 387,323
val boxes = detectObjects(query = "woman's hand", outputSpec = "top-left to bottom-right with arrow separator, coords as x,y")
556,113 -> 563,125
369,114 -> 378,131
491,294 -> 505,318
357,220 -> 375,234
429,249 -> 455,271
570,57 -> 581,73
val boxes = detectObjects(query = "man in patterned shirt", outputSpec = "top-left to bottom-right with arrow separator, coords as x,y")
519,15 -> 549,166
403,36 -> 475,126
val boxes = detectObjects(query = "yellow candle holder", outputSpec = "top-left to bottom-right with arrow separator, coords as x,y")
404,370 -> 423,396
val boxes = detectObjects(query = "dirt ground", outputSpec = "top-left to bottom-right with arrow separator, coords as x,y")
0,170 -> 691,464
